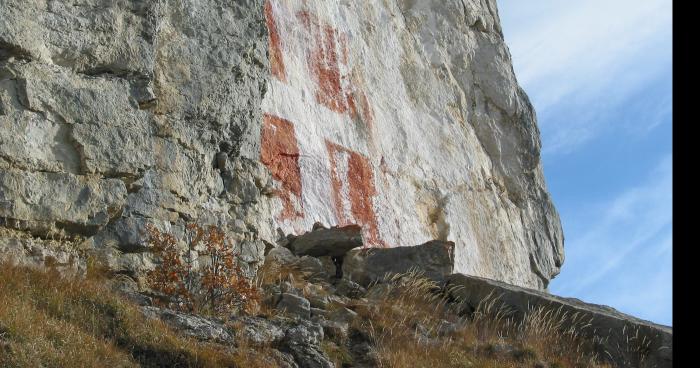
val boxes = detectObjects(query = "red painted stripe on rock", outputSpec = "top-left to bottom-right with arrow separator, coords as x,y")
264,0 -> 287,82
325,140 -> 386,247
261,114 -> 303,220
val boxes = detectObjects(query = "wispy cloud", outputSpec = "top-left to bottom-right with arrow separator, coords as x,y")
500,0 -> 672,155
549,155 -> 672,324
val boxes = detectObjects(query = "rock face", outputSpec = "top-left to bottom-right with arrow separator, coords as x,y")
259,0 -> 564,290
0,0 -> 272,277
0,0 -> 563,289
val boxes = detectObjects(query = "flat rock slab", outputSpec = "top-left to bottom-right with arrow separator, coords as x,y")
140,306 -> 233,344
287,224 -> 363,258
342,240 -> 455,287
445,273 -> 672,368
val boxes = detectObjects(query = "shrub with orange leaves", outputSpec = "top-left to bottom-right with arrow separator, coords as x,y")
145,223 -> 260,316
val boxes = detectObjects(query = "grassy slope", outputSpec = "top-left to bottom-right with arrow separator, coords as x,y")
0,262 -> 613,368
0,263 -> 252,368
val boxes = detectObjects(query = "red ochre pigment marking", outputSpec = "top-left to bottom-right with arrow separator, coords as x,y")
299,10 -> 347,113
296,10 -> 375,128
325,140 -> 386,247
264,0 -> 287,82
261,114 -> 303,220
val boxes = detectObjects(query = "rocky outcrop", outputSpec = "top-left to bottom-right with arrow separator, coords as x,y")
260,0 -> 564,289
1,0 -> 562,290
445,273 -> 673,368
141,306 -> 234,344
134,238 -> 671,368
0,227 -> 85,276
0,0 -> 272,279
286,224 -> 363,258
342,240 -> 456,287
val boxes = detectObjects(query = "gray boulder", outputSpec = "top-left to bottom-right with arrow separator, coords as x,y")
287,224 -> 363,258
282,320 -> 334,368
445,273 -> 672,368
140,306 -> 233,343
266,246 -> 299,266
277,293 -> 311,319
232,316 -> 285,346
342,240 -> 455,287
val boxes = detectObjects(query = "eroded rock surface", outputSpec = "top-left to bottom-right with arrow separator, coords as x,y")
1,0 -> 561,290
1,0 -> 272,278
342,240 -> 455,287
259,0 -> 563,289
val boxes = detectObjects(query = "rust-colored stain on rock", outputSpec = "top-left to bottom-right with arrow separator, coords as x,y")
265,0 -> 287,82
298,10 -> 348,113
261,114 -> 303,220
326,140 -> 385,247
296,10 -> 375,130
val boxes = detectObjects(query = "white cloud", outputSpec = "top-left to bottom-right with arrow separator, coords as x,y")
499,0 -> 672,154
549,156 -> 672,323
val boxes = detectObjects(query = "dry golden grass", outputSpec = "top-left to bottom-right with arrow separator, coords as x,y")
0,262 -> 244,368
0,259 -> 628,368
255,257 -> 314,290
352,269 -> 613,368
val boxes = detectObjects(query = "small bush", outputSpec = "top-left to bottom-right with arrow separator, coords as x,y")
145,223 -> 260,316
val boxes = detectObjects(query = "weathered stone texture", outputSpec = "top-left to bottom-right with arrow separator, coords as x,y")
0,0 -> 273,276
260,0 -> 563,289
1,0 -> 563,290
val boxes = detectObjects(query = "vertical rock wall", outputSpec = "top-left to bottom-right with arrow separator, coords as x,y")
0,0 -> 564,289
260,0 -> 564,289
0,0 -> 273,277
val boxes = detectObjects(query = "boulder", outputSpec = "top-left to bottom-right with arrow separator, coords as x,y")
266,246 -> 299,266
342,240 -> 455,287
333,278 -> 367,299
277,293 -> 311,319
282,320 -> 334,368
445,273 -> 673,368
232,316 -> 285,346
140,306 -> 233,343
287,224 -> 363,258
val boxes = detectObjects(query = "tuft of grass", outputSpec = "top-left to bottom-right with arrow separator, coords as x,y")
255,257 -> 314,290
351,269 -> 613,368
0,262 -> 244,367
321,340 -> 353,367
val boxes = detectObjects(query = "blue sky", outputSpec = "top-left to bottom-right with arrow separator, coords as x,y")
499,0 -> 672,326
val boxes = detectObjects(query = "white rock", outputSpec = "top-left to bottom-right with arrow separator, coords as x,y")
0,0 -> 563,290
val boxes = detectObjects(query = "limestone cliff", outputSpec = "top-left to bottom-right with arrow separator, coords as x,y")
0,0 -> 563,289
